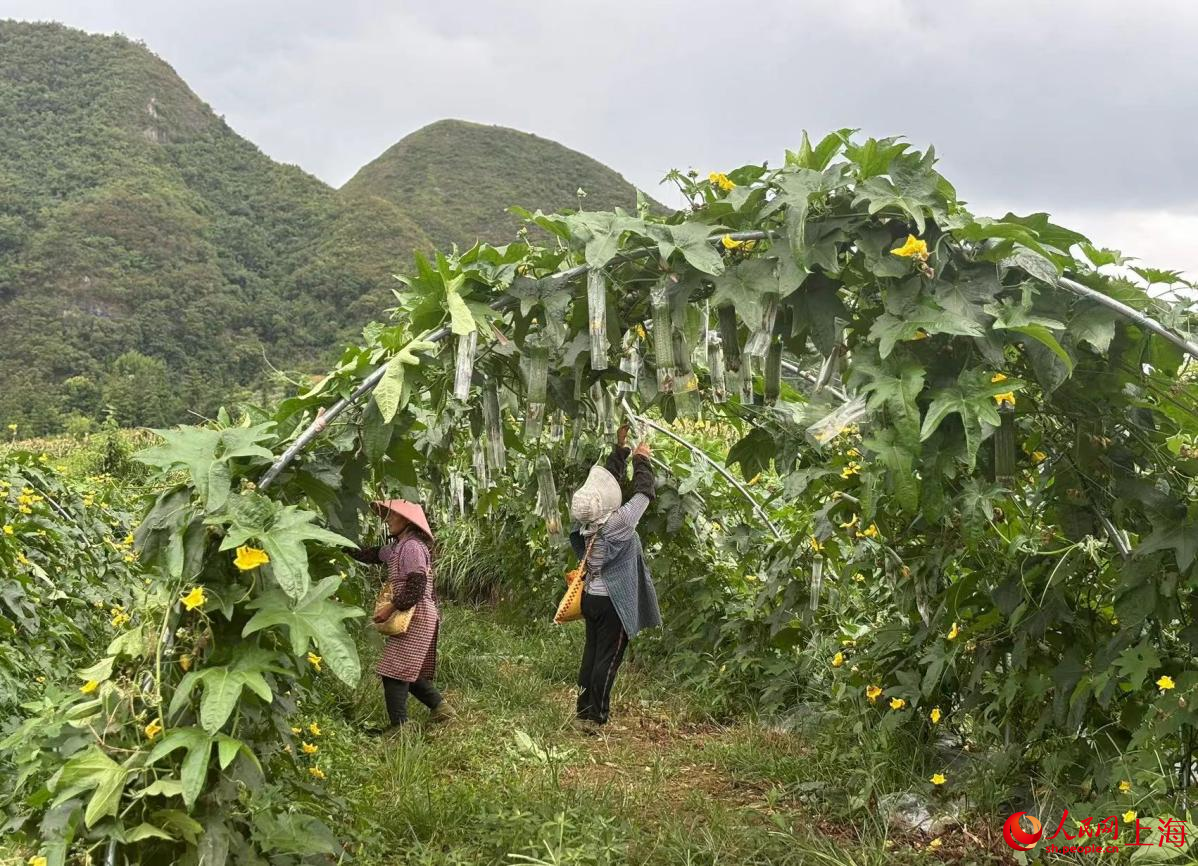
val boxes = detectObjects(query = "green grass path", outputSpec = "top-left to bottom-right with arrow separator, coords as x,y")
310,606 -> 1008,865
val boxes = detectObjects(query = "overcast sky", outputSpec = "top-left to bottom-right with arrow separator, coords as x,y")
4,0 -> 1196,277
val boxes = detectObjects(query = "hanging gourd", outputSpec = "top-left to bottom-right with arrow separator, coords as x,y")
764,336 -> 782,405
453,330 -> 478,402
737,356 -> 755,405
482,383 -> 506,473
524,338 -> 549,440
717,304 -> 742,374
809,556 -> 825,612
707,331 -> 727,404
566,415 -> 583,462
535,454 -> 563,539
587,268 -> 609,371
744,294 -> 779,359
449,471 -> 465,516
672,330 -> 699,416
994,403 -> 1016,479
590,381 -> 609,433
472,438 -> 490,490
617,334 -> 640,393
650,280 -> 676,393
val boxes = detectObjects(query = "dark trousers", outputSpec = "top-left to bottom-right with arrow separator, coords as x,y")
382,676 -> 443,726
577,593 -> 628,724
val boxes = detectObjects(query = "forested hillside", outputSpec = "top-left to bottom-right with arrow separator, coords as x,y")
341,118 -> 654,250
0,22 -> 654,435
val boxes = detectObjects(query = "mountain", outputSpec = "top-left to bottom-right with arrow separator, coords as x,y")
0,22 -> 656,435
342,119 -> 651,250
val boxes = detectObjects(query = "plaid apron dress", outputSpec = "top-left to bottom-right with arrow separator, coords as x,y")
376,531 -> 439,683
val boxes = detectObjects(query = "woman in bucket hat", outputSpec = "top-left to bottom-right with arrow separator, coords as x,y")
568,424 -> 661,733
349,499 -> 454,732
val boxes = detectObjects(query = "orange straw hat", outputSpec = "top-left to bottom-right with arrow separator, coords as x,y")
370,499 -> 433,540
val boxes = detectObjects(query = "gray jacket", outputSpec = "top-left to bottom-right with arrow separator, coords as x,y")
569,448 -> 662,638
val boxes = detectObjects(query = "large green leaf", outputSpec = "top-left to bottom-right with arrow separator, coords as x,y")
51,747 -> 130,828
854,356 -> 926,447
243,576 -> 365,685
869,296 -> 984,358
709,258 -> 777,326
862,428 -> 919,513
221,503 -> 354,600
147,727 -> 214,808
920,369 -> 1021,469
1136,518 -> 1198,573
444,274 -> 476,336
655,222 -> 725,276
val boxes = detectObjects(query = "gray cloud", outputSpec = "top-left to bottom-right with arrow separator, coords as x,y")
3,0 -> 1196,274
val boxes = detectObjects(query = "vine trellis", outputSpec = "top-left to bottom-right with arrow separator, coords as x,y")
10,131 -> 1198,865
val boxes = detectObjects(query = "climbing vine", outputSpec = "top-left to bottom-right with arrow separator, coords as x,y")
3,130 -> 1197,863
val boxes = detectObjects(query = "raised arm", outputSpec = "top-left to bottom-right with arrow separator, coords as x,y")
603,423 -> 633,480
601,445 -> 656,544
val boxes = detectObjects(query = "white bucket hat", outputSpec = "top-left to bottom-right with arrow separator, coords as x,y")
570,465 -> 622,533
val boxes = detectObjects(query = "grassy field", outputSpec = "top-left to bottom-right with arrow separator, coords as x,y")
293,605 -> 1011,866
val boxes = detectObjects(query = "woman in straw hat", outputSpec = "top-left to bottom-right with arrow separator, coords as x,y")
568,424 -> 661,733
349,499 -> 454,731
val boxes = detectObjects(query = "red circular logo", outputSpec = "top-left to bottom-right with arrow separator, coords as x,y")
1003,813 -> 1043,851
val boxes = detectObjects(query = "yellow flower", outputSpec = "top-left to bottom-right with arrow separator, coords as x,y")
930,707 -> 942,724
840,462 -> 861,479
832,652 -> 844,668
838,514 -> 859,530
180,586 -> 206,611
891,235 -> 929,260
721,234 -> 744,250
2,524 -> 12,535
234,546 -> 270,571
144,719 -> 163,740
6,423 -> 15,432
928,838 -> 943,850
307,652 -> 322,673
17,552 -> 30,566
866,685 -> 883,703
990,373 -> 1008,383
889,697 -> 906,711
291,726 -> 302,735
308,722 -> 322,737
1031,451 -> 1047,464
708,171 -> 735,192
909,328 -> 929,341
810,536 -> 823,552
1124,810 -> 1137,823
301,742 -> 318,755
123,533 -> 135,546
947,623 -> 960,640
123,554 -> 135,564
853,573 -> 865,583
993,391 -> 1016,408
180,654 -> 193,672
635,324 -> 647,340
309,766 -> 326,780
80,680 -> 99,694
35,675 -> 45,683
930,773 -> 947,785
1158,675 -> 1176,691
28,857 -> 47,866
856,524 -> 879,539
110,607 -> 130,628
1119,780 -> 1132,793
